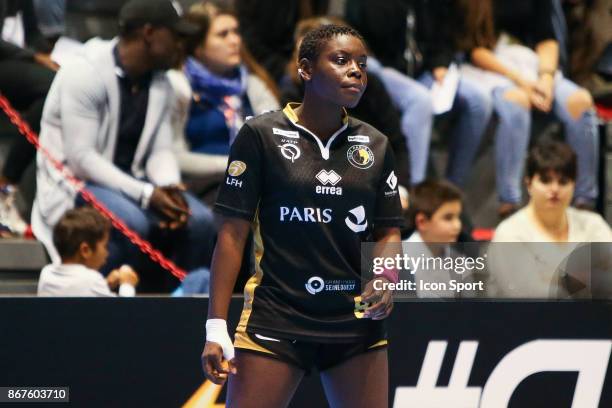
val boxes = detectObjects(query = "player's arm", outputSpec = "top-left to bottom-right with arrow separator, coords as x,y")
362,141 -> 404,320
203,216 -> 250,384
208,216 -> 250,320
201,122 -> 262,383
361,227 -> 401,320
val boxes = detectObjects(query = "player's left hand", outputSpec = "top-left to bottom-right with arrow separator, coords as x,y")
361,277 -> 394,320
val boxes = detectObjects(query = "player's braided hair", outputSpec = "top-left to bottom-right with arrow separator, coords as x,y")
298,24 -> 365,62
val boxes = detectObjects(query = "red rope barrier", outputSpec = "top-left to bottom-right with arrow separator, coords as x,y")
0,93 -> 187,280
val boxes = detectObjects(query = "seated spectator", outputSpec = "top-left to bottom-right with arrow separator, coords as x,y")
0,0 -> 57,236
494,141 -> 611,242
279,16 -> 411,204
346,0 -> 492,188
459,0 -> 599,216
32,0 -> 216,280
234,0 -> 327,84
403,180 -> 476,298
168,0 -> 280,192
489,141 -> 611,298
38,207 -> 139,297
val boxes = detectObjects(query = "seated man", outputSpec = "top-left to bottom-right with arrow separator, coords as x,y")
32,0 -> 216,278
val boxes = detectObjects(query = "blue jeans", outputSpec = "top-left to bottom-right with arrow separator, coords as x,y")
369,58 -> 491,186
420,73 -> 492,186
33,0 -> 65,37
493,77 -> 599,204
75,184 -> 216,276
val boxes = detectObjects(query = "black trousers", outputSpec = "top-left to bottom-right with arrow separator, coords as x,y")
0,59 -> 54,183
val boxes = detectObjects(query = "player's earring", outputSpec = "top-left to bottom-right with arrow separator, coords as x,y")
298,68 -> 305,79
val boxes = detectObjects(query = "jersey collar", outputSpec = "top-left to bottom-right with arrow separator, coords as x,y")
282,103 -> 349,160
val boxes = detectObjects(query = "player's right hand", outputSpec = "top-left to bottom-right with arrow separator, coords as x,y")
202,341 -> 236,384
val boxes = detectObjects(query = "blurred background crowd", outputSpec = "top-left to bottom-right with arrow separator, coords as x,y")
0,0 -> 610,298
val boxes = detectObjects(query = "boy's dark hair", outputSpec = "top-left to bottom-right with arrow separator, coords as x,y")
408,180 -> 463,226
53,207 -> 111,260
526,140 -> 577,181
298,23 -> 364,63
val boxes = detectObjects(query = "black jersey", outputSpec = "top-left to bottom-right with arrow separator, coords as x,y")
215,103 -> 404,341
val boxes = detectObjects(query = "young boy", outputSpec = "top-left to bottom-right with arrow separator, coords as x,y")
403,180 -> 466,298
37,207 -> 139,297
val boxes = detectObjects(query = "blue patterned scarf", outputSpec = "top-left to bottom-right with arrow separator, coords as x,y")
184,56 -> 246,102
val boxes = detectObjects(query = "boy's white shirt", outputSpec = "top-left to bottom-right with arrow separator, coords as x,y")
402,231 -> 463,298
37,263 -> 134,297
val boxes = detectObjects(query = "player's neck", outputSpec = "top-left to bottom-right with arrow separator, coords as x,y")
296,94 -> 345,141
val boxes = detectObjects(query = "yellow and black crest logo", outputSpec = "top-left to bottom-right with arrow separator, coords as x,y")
347,145 -> 374,169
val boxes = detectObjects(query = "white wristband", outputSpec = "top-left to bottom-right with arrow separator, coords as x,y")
118,283 -> 136,297
206,319 -> 235,360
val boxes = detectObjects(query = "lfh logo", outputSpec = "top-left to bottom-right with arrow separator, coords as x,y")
393,340 -> 611,408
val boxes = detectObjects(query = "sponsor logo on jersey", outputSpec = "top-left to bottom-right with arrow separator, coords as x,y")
315,169 -> 343,196
278,143 -> 301,162
345,205 -> 368,232
347,145 -> 375,169
228,160 -> 247,177
386,171 -> 398,189
348,135 -> 370,143
306,276 -> 357,295
385,171 -> 398,197
273,128 -> 300,138
226,177 -> 242,188
280,207 -> 333,223
316,170 -> 341,185
305,276 -> 325,294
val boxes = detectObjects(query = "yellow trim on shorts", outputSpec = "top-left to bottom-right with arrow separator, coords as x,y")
236,214 -> 264,334
368,339 -> 388,349
233,331 -> 276,355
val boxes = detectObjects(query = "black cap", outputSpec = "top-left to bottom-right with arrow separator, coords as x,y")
119,0 -> 200,36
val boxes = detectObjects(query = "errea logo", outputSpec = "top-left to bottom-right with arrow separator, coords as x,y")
315,170 -> 343,196
316,170 -> 341,185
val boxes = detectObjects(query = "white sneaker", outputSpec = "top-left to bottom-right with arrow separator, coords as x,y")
0,185 -> 28,236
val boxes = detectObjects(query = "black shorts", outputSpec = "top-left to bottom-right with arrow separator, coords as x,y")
234,330 -> 387,374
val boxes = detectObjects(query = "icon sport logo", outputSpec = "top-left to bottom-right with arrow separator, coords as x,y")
305,276 -> 325,295
278,144 -> 301,162
228,161 -> 247,177
347,145 -> 374,169
345,205 -> 368,232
